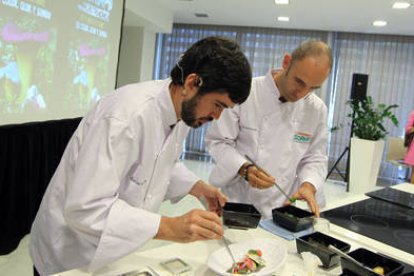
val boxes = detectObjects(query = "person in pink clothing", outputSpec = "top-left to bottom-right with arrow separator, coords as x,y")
404,110 -> 414,183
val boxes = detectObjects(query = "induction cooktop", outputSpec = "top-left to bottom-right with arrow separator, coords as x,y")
321,198 -> 414,255
366,187 -> 414,209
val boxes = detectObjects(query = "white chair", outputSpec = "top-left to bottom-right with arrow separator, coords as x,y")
386,137 -> 412,184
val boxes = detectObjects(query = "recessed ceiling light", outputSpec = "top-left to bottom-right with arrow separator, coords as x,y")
195,13 -> 209,18
275,0 -> 289,4
392,2 -> 411,9
373,20 -> 387,27
277,16 -> 290,22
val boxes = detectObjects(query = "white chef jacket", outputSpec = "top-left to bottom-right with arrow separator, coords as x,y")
29,79 -> 199,275
205,70 -> 328,219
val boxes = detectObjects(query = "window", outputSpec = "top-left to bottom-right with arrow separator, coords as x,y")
154,23 -> 414,180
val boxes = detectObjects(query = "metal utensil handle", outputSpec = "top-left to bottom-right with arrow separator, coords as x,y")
327,245 -> 360,264
222,236 -> 237,265
273,181 -> 293,201
327,245 -> 376,273
244,155 -> 293,202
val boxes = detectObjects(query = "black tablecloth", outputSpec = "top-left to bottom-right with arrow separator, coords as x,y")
0,117 -> 81,254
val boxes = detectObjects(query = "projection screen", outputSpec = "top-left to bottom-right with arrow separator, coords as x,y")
0,0 -> 124,125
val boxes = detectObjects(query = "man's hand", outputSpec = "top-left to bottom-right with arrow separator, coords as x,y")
189,180 -> 228,216
289,182 -> 320,217
155,209 -> 224,242
240,163 -> 275,189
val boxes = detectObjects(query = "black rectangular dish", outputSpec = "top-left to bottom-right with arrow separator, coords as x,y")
340,248 -> 404,276
222,202 -> 262,229
272,205 -> 313,232
296,231 -> 351,269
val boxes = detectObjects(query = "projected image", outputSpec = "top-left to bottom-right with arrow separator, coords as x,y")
0,41 -> 20,112
0,0 -> 123,125
67,42 -> 110,110
0,14 -> 54,114
66,0 -> 115,111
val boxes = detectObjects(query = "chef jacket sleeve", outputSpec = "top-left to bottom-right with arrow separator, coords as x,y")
166,161 -> 200,202
62,116 -> 161,270
205,106 -> 247,188
296,105 -> 328,193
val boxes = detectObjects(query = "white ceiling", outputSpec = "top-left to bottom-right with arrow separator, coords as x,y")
125,0 -> 414,37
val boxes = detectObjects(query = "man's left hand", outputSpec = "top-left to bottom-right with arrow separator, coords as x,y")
289,182 -> 320,217
189,180 -> 228,216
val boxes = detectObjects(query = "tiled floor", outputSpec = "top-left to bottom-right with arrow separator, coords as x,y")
0,159 -> 381,276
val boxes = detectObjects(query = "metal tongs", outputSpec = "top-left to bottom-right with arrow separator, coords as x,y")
222,235 -> 237,267
245,155 -> 297,203
327,245 -> 378,274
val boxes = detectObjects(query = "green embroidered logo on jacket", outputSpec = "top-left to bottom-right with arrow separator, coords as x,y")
293,133 -> 311,143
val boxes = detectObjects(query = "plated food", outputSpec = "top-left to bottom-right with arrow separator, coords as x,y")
372,266 -> 385,275
207,238 -> 287,276
228,249 -> 266,274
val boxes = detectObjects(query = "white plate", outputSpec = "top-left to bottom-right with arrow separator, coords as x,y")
207,238 -> 287,276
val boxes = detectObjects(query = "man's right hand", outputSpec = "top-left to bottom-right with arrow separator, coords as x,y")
155,209 -> 224,243
241,164 -> 275,189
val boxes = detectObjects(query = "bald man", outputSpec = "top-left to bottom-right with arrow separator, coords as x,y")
206,40 -> 332,219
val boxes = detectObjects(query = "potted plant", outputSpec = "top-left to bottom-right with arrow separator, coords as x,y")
349,96 -> 399,141
347,96 -> 399,193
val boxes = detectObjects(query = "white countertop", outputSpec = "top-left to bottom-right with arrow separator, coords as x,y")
56,183 -> 414,276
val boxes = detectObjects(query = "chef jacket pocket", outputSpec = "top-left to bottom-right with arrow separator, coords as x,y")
121,165 -> 148,206
293,132 -> 312,153
240,124 -> 257,131
238,125 -> 259,151
294,139 -> 310,156
130,172 -> 147,186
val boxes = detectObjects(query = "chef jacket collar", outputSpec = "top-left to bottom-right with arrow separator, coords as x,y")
268,69 -> 284,103
267,69 -> 308,105
259,69 -> 288,111
279,96 -> 287,103
157,79 -> 179,134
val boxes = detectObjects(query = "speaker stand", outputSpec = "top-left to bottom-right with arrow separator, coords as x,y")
326,146 -> 349,183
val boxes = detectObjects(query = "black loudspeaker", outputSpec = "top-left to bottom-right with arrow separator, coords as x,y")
350,73 -> 368,101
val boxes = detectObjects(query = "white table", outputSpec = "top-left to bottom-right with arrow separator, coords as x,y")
57,183 -> 414,276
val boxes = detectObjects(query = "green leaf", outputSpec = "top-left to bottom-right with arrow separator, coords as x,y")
333,96 -> 399,140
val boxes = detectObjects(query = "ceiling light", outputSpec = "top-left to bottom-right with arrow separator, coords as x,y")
195,13 -> 209,18
277,16 -> 290,22
392,2 -> 411,9
275,0 -> 289,4
373,20 -> 387,27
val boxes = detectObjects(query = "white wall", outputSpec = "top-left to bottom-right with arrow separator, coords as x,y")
116,25 -> 142,87
116,0 -> 173,86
